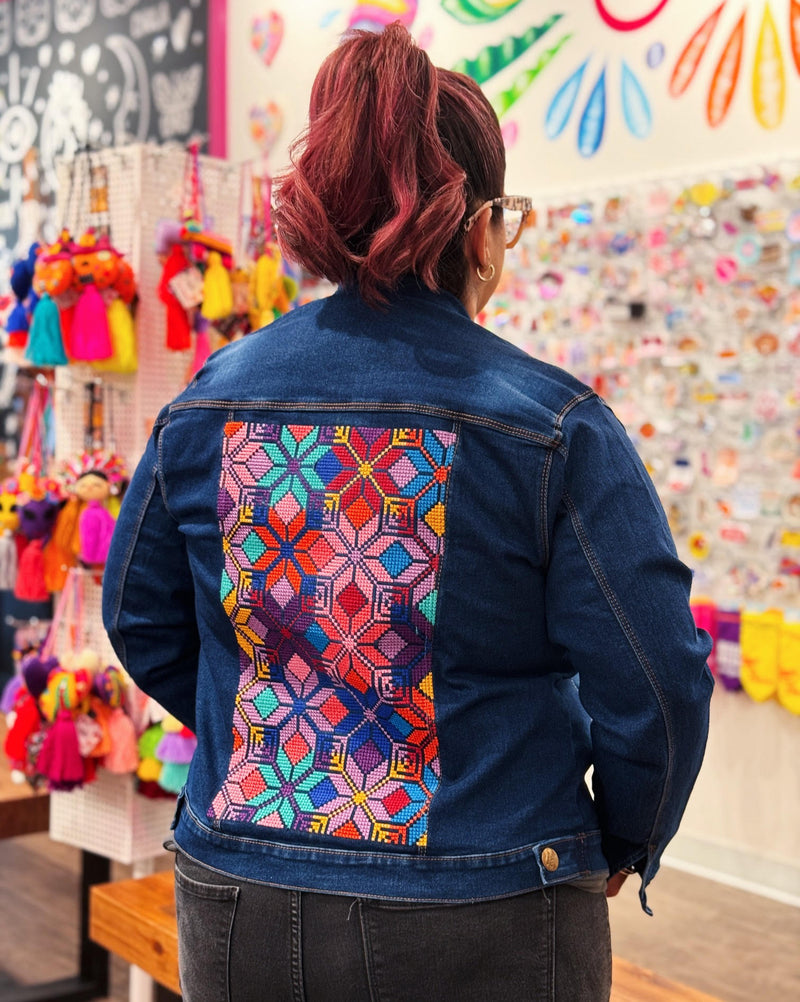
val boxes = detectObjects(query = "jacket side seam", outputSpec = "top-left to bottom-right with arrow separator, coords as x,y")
105,468 -> 159,667
562,490 -> 675,850
167,398 -> 562,448
540,449 -> 554,567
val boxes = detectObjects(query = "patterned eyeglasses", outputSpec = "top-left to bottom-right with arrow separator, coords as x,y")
463,195 -> 534,249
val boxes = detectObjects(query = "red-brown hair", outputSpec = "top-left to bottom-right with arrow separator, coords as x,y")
273,23 -> 505,306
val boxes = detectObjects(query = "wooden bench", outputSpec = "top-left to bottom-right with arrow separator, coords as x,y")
90,871 -> 723,1001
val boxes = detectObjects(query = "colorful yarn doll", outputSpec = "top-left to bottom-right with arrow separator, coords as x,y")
74,471 -> 116,566
93,665 -> 139,774
14,494 -> 64,603
36,664 -> 94,790
5,253 -> 35,354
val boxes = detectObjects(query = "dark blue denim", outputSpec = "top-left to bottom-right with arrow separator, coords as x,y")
103,280 -> 713,914
170,846 -> 612,1002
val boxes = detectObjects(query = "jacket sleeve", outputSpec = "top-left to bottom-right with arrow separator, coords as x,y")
102,420 -> 200,732
543,393 -> 713,912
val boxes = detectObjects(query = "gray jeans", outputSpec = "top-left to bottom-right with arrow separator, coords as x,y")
170,848 -> 611,1002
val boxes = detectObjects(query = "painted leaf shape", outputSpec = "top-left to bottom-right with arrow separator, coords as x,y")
491,33 -> 573,118
452,14 -> 562,84
545,58 -> 588,139
620,60 -> 652,138
440,0 -> 522,26
669,2 -> 725,97
577,67 -> 606,158
752,2 -> 785,129
706,12 -> 744,127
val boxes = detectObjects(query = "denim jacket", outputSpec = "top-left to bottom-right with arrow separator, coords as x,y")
103,280 -> 713,912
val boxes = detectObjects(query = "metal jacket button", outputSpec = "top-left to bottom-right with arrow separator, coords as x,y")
541,847 -> 559,872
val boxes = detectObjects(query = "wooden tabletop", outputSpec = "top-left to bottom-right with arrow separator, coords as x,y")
0,717 -> 50,839
91,870 -> 723,1002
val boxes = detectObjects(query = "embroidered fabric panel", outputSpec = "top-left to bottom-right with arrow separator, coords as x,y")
209,423 -> 456,846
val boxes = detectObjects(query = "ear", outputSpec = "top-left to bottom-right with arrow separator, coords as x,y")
465,205 -> 493,271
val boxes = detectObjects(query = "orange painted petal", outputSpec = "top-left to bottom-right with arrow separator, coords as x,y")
792,0 -> 800,75
707,11 -> 744,127
669,1 -> 726,97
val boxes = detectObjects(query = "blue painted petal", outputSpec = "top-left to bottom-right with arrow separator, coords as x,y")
621,60 -> 652,139
544,58 -> 589,140
577,67 -> 606,158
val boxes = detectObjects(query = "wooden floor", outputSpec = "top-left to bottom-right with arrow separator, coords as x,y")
1,832 -> 798,1001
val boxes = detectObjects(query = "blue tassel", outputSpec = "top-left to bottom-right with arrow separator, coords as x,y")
25,293 -> 68,367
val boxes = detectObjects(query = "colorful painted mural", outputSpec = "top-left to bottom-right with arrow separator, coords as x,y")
227,1 -> 800,193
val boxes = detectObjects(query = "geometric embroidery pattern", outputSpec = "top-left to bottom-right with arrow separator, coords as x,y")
209,423 -> 457,847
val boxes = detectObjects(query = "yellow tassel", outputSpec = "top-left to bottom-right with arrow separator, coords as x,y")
201,251 -> 233,320
93,297 -> 138,373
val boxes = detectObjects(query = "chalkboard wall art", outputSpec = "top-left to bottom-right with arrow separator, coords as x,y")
0,0 -> 220,291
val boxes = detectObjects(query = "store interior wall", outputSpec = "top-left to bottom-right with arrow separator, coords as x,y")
225,1 -> 800,904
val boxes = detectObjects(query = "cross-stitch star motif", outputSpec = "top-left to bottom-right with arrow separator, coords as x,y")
210,422 -> 457,846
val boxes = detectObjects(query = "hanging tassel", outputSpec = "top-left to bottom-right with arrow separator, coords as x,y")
92,297 -> 138,373
86,698 -> 113,759
3,691 -> 42,774
201,251 -> 233,320
70,284 -> 112,361
14,539 -> 50,602
155,728 -> 196,765
0,529 -> 18,591
0,674 -> 23,714
36,708 -> 85,791
103,707 -> 140,773
59,303 -> 75,359
158,761 -> 190,794
25,292 -> 68,367
158,244 -> 193,350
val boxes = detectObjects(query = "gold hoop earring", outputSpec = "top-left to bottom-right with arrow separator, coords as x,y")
476,262 -> 495,283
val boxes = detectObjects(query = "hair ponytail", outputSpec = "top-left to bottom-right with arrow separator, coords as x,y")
274,23 -> 504,306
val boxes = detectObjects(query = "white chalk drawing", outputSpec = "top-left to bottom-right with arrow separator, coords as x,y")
0,0 -> 208,288
170,7 -> 191,53
58,38 -> 77,63
0,4 -> 12,58
55,0 -> 97,34
152,34 -> 168,61
130,1 -> 170,40
100,0 -> 140,16
15,0 -> 52,48
39,70 -> 92,193
105,33 -> 151,143
81,43 -> 102,74
152,63 -> 201,137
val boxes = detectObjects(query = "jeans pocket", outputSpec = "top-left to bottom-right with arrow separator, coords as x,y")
174,854 -> 239,1002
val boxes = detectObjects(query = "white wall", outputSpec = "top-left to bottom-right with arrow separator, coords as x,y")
226,1 -> 800,904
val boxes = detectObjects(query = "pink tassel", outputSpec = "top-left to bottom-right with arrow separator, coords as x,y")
36,709 -> 85,790
70,285 -> 112,361
103,708 -> 140,774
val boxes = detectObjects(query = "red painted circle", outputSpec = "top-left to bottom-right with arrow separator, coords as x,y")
594,0 -> 671,31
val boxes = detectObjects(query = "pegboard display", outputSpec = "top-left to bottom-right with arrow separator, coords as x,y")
53,144 -> 245,465
50,767 -> 175,864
